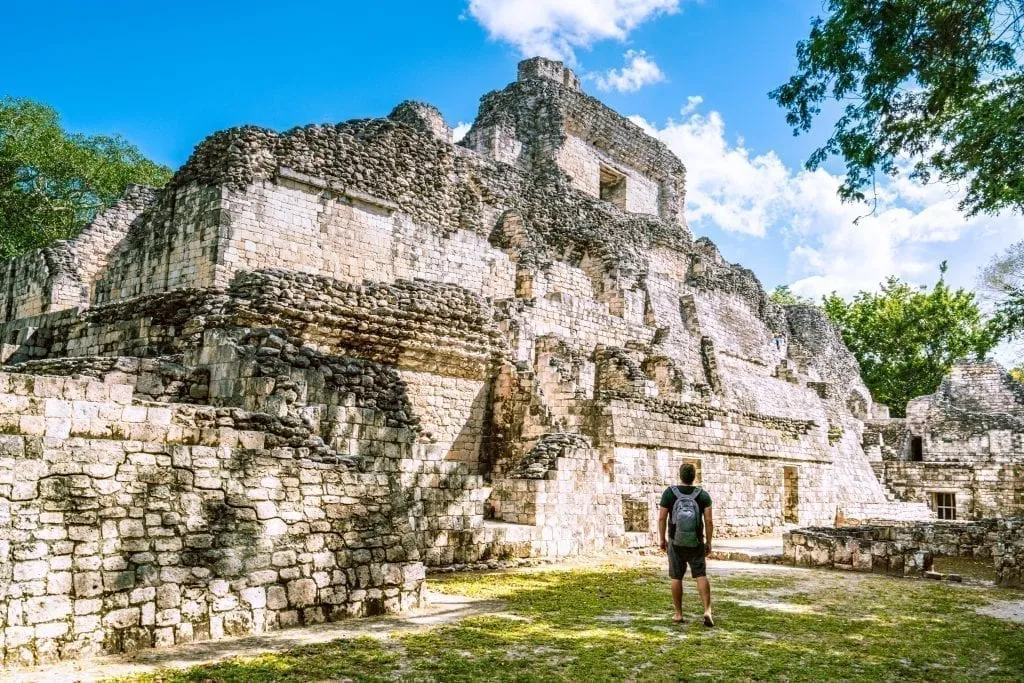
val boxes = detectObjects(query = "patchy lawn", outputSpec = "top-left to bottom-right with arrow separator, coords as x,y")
110,565 -> 1023,682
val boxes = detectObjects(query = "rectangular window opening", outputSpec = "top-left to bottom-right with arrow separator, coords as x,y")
934,492 -> 956,520
622,497 -> 649,533
599,165 -> 627,210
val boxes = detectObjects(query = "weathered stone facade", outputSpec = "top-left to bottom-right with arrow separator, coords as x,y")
865,362 -> 1024,520
0,57 -> 932,664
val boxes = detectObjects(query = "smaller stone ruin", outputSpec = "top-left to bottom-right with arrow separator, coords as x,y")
865,362 -> 1024,521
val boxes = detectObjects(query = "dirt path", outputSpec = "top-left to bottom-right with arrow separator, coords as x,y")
4,591 -> 506,683
976,599 -> 1024,623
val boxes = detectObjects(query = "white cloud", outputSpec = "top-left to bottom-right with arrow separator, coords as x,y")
465,0 -> 679,62
452,121 -> 472,142
593,50 -> 665,92
679,94 -> 703,115
633,108 -> 791,238
634,104 -> 1023,299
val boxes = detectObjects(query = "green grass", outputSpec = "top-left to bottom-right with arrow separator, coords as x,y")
109,566 -> 1024,682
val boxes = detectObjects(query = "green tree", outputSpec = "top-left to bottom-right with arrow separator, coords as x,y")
1010,364 -> 1024,382
822,264 -> 1003,416
772,1 -> 1024,216
0,97 -> 171,259
980,240 -> 1024,338
770,284 -> 818,306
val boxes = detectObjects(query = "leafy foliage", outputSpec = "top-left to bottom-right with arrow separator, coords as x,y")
770,284 -> 819,306
0,97 -> 171,259
822,264 -> 1003,416
980,240 -> 1024,341
772,0 -> 1024,216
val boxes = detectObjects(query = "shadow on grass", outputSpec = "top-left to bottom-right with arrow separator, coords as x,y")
111,568 -> 1024,683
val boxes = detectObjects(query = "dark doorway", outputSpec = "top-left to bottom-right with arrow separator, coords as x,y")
910,436 -> 923,462
783,466 -> 799,524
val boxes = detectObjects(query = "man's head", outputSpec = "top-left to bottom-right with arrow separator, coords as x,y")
679,462 -> 696,485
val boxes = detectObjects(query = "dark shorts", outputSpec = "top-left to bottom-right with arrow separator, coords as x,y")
667,543 -> 707,579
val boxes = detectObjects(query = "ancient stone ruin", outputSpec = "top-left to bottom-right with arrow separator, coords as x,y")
0,57 -> 1010,665
866,361 -> 1024,520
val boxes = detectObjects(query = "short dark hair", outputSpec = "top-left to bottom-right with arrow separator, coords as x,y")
679,462 -> 696,484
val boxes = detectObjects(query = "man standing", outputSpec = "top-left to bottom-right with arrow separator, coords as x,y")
658,462 -> 714,626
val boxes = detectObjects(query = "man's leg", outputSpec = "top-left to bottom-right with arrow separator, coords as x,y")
689,552 -> 714,626
671,579 -> 683,621
695,576 -> 712,619
667,546 -> 684,622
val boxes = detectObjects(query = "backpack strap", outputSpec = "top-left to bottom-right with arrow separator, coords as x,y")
670,486 -> 683,501
687,486 -> 702,499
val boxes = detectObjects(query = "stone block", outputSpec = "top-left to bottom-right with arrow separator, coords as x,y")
287,579 -> 317,607
24,596 -> 71,624
267,585 -> 288,610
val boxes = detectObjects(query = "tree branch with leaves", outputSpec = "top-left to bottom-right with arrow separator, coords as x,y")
772,0 -> 1024,217
0,97 -> 172,259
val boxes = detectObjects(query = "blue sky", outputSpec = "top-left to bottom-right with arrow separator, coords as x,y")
1,0 -> 1020,312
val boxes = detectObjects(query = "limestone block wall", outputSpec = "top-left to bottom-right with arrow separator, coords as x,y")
642,276 -> 705,387
397,371 -> 490,464
691,288 -> 778,373
0,372 -> 423,666
395,457 -> 490,567
462,122 -> 524,168
217,177 -> 516,300
555,135 -> 661,216
0,356 -> 209,405
0,247 -> 76,322
94,185 -> 224,304
465,59 -> 688,229
600,396 -> 822,462
863,419 -> 909,460
0,187 -> 155,322
935,362 -> 1024,415
721,360 -> 828,420
516,260 -> 598,302
0,289 -> 220,366
611,446 -> 834,536
506,289 -> 655,367
884,363 -> 1024,465
490,440 -> 624,557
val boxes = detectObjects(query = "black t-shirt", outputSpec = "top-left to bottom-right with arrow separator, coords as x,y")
660,485 -> 712,540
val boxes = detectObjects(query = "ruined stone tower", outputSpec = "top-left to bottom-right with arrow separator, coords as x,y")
0,58 -> 930,664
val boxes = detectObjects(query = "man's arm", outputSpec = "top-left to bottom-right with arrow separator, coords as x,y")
658,506 -> 669,551
703,507 -> 713,556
